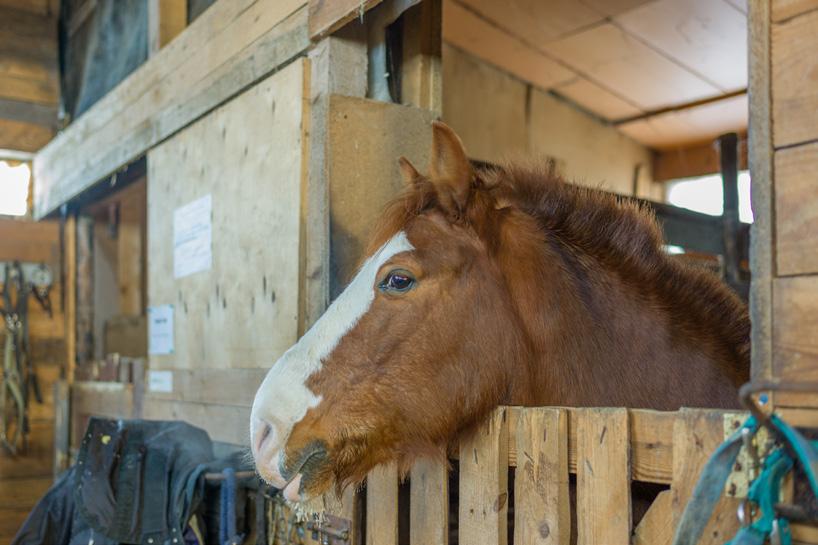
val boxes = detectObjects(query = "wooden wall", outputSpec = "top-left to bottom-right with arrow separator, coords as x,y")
751,0 -> 818,406
0,218 -> 64,542
442,45 -> 661,200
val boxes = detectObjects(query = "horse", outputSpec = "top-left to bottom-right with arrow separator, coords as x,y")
250,121 -> 750,505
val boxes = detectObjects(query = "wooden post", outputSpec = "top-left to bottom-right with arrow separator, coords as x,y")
410,457 -> 449,545
117,221 -> 142,315
401,0 -> 442,115
147,0 -> 187,56
748,0 -> 774,382
719,132 -> 743,293
459,407 -> 509,545
62,213 -> 76,382
366,462 -> 399,545
53,380 -> 70,478
75,215 -> 94,367
515,407 -> 570,545
576,408 -> 631,545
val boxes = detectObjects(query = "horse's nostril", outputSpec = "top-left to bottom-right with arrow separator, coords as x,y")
255,420 -> 273,453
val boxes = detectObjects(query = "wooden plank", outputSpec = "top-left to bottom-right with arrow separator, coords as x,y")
141,398 -> 250,446
508,408 -> 674,485
772,8 -> 818,148
308,0 -> 382,40
33,0 -> 309,219
773,0 -> 818,21
0,118 -> 53,152
748,0 -> 774,382
53,380 -> 69,478
64,214 -> 77,382
117,222 -> 143,315
0,476 -> 52,508
773,276 -> 818,387
142,368 -> 267,406
575,408 -> 630,545
672,409 -> 740,545
75,215 -> 93,366
459,407 -> 508,545
553,77 -> 641,121
653,135 -> 748,182
0,507 -> 32,542
147,0 -> 187,55
147,61 -> 306,371
514,407 -> 569,545
366,462 -> 399,545
410,457 -> 448,545
545,23 -> 718,111
400,0 -> 441,115
632,490 -> 674,545
327,95 -> 434,293
615,0 -> 748,92
774,142 -> 818,275
0,419 -> 54,480
443,1 -> 575,93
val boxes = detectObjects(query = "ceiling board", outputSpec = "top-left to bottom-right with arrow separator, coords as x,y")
553,77 -> 642,120
615,0 -> 747,92
443,0 -> 575,91
579,0 -> 656,17
454,0 -> 603,47
618,93 -> 748,149
545,22 -> 720,110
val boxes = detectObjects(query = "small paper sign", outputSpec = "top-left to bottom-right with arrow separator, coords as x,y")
174,194 -> 212,278
148,370 -> 174,393
148,304 -> 174,355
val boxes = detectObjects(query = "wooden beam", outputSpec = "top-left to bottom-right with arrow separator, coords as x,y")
308,0 -> 383,40
75,215 -> 93,367
0,97 -> 56,127
653,135 -> 748,182
748,0 -> 775,382
0,118 -> 53,153
147,0 -> 187,56
400,0 -> 442,115
33,0 -> 309,219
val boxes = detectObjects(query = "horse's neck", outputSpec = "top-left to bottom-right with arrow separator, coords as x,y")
505,251 -> 742,410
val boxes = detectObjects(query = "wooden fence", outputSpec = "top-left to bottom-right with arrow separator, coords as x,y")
351,406 -> 746,545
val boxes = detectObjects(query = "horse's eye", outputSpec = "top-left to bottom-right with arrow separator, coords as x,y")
380,270 -> 415,293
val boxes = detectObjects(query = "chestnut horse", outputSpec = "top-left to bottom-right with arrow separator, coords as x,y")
251,122 -> 749,504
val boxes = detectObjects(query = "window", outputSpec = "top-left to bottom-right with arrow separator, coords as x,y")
666,171 -> 753,224
0,161 -> 31,217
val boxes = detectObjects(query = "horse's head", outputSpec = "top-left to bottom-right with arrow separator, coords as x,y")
251,122 -> 539,503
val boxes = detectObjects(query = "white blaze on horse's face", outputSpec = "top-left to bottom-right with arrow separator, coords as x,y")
250,231 -> 414,495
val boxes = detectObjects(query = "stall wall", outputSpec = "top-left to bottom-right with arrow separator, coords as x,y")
442,44 -> 659,200
145,59 -> 307,445
0,218 -> 64,541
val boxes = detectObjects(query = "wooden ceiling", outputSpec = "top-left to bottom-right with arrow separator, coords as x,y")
0,0 -> 58,155
443,0 -> 748,150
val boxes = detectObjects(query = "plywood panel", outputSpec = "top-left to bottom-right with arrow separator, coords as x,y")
148,60 -> 305,370
545,23 -> 719,111
773,0 -> 818,21
441,44 -> 529,164
142,398 -> 250,446
773,276 -> 818,382
443,1 -> 575,93
34,0 -> 309,218
772,9 -> 818,147
327,95 -> 435,294
774,142 -> 818,275
143,367 -> 267,407
553,77 -> 642,120
618,94 -> 748,150
615,0 -> 747,92
457,0 -> 603,45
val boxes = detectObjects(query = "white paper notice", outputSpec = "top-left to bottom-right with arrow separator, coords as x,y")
148,370 -> 174,393
148,305 -> 174,355
174,194 -> 212,278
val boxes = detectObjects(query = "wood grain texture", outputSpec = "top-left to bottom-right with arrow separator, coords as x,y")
410,457 -> 448,545
672,409 -> 741,545
308,0 -> 382,39
514,408 -> 569,545
575,408 -> 630,545
141,398 -> 250,446
773,276 -> 818,384
147,0 -> 187,55
774,142 -> 818,275
459,407 -> 508,545
632,490 -> 673,545
33,0 -> 309,218
366,462 -> 399,545
772,8 -> 818,147
654,137 -> 748,182
0,118 -> 53,153
772,0 -> 818,21
147,61 -> 305,371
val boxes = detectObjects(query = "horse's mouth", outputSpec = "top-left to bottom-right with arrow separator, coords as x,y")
279,446 -> 329,501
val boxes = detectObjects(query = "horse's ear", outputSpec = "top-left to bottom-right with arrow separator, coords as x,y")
398,156 -> 421,186
429,121 -> 472,212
